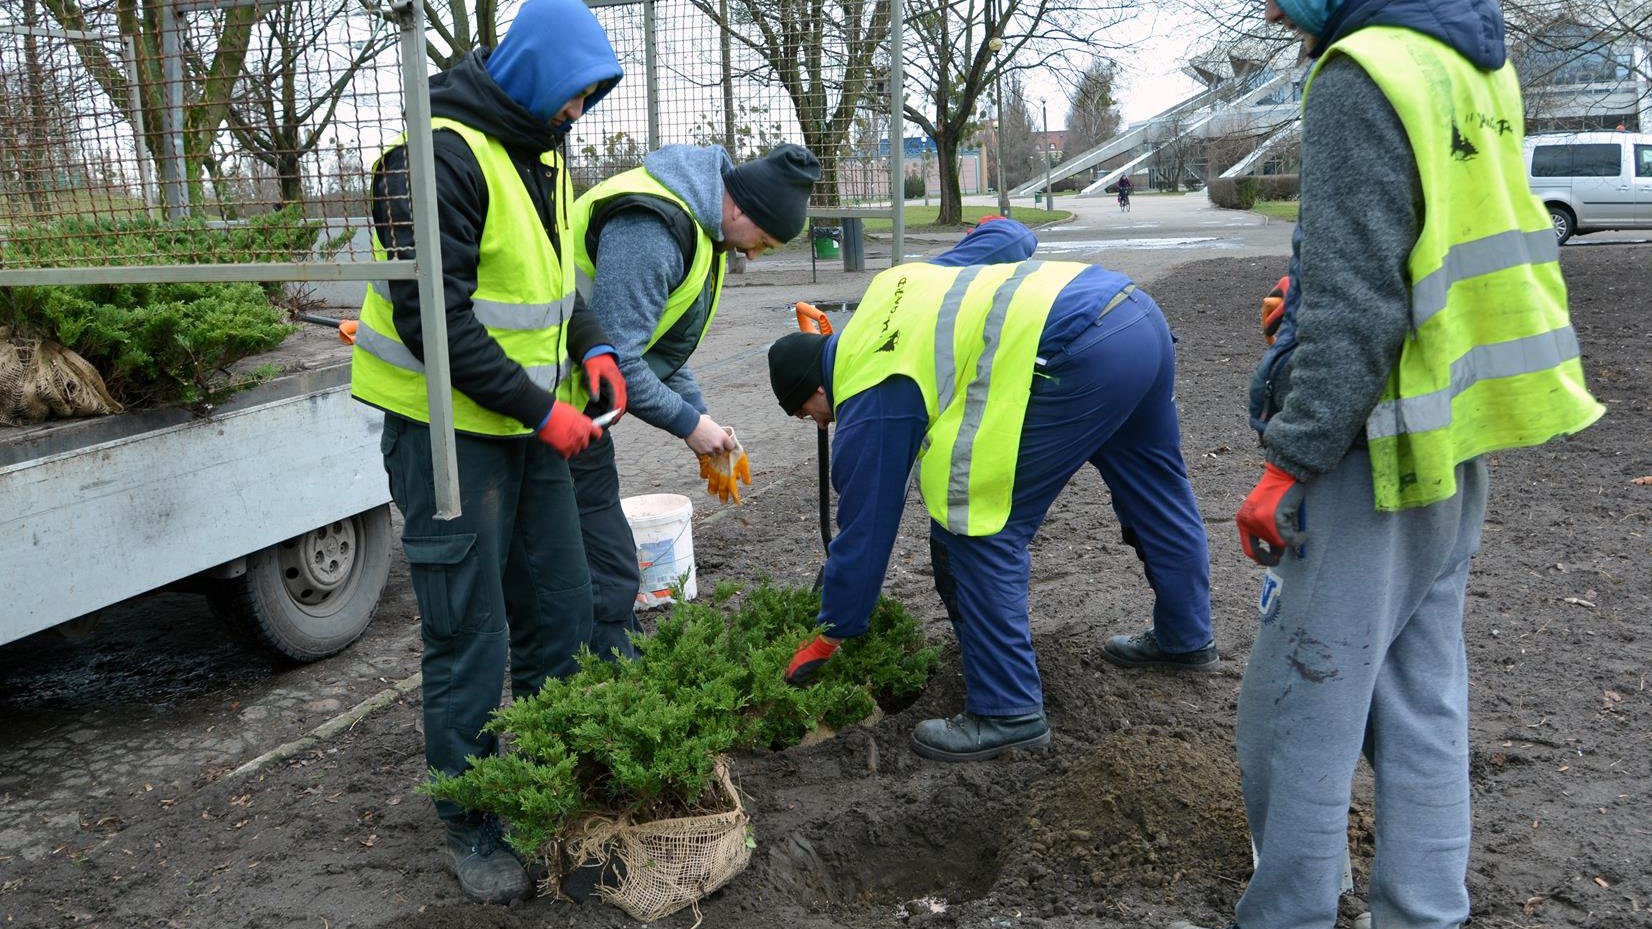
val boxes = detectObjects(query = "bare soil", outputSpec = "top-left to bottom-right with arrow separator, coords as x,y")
2,245 -> 1647,929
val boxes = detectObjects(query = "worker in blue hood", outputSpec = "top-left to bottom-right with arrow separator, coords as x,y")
769,217 -> 1215,763
350,0 -> 624,907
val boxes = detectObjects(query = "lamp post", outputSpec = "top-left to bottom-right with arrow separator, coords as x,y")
987,1 -> 1009,217
1041,98 -> 1052,211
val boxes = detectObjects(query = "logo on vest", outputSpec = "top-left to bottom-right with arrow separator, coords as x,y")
1449,121 -> 1479,161
875,275 -> 906,352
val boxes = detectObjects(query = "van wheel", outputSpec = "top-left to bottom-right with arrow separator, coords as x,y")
209,504 -> 393,662
1548,205 -> 1575,245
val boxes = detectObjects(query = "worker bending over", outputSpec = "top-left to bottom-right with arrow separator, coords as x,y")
770,218 -> 1215,762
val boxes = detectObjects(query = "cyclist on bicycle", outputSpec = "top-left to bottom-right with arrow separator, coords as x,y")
1116,175 -> 1133,211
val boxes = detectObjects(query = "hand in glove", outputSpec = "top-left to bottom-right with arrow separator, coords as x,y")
785,634 -> 840,687
536,401 -> 602,459
1261,275 -> 1289,346
1235,462 -> 1308,566
582,352 -> 627,422
696,427 -> 751,504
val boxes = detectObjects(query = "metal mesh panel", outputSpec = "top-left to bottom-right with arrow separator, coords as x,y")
0,0 -> 408,275
572,0 -> 897,208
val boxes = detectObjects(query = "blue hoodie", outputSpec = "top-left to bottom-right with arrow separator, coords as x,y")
1313,0 -> 1505,69
486,0 -> 623,129
814,221 -> 1137,638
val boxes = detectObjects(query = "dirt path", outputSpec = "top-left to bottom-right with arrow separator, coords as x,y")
1,244 -> 1646,929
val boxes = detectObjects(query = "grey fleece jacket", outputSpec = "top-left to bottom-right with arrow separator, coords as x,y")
1263,57 -> 1421,480
586,144 -> 735,438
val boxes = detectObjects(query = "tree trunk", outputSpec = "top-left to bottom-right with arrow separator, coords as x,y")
935,132 -> 963,225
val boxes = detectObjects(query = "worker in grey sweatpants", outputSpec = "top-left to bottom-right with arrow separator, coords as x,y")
1236,449 -> 1485,929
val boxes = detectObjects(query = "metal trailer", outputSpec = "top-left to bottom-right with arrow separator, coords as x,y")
0,0 -> 453,660
0,359 -> 393,661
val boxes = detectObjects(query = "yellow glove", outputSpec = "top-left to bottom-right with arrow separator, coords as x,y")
695,427 -> 750,505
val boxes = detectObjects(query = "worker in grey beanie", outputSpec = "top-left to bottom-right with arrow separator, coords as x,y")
722,144 -> 820,244
562,142 -> 820,662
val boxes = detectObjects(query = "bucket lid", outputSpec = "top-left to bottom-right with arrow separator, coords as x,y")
621,493 -> 692,523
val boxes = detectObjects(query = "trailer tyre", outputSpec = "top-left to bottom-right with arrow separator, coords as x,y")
210,504 -> 393,662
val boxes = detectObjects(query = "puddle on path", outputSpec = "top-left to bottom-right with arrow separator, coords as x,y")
1036,236 -> 1227,251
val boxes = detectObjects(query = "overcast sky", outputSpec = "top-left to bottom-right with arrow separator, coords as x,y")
1022,4 -> 1213,129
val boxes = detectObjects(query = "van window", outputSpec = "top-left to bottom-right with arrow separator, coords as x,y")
1531,143 -> 1623,178
1638,144 -> 1652,179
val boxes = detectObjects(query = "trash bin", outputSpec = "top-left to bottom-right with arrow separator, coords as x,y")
812,225 -> 841,260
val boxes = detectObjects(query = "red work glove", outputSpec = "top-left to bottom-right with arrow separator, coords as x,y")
1261,275 -> 1289,346
785,635 -> 840,687
535,401 -> 601,458
1235,462 -> 1308,566
582,352 -> 627,423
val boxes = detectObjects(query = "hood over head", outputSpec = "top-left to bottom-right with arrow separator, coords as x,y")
1306,0 -> 1506,70
485,0 -> 623,130
640,144 -> 738,238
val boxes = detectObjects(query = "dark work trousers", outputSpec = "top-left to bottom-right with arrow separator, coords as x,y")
568,428 -> 644,659
929,291 -> 1212,717
380,414 -> 593,823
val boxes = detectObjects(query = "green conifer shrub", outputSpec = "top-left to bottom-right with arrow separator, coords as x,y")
425,581 -> 940,858
1,207 -> 351,410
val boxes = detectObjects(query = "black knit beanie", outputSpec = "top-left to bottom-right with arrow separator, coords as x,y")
723,144 -> 821,243
767,332 -> 828,415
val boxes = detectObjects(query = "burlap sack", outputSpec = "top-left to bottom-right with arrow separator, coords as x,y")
556,757 -> 751,924
0,327 -> 121,426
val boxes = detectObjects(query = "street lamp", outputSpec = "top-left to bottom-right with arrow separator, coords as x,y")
1041,98 -> 1052,211
987,5 -> 1009,217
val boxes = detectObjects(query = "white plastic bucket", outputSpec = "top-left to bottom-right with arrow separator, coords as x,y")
621,493 -> 696,608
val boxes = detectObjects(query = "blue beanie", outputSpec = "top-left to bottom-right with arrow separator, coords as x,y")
487,0 -> 623,126
1274,0 -> 1344,37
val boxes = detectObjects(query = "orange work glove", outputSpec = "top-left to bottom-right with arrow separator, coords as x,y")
785,635 -> 839,687
581,352 -> 627,422
535,401 -> 601,459
1235,462 -> 1308,566
1261,275 -> 1289,346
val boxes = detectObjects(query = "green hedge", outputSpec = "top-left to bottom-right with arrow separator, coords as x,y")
1208,174 -> 1299,210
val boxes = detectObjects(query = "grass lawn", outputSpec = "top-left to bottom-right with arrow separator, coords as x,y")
1252,200 -> 1300,222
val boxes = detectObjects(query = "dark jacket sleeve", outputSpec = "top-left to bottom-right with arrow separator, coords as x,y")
564,289 -> 611,367
815,375 -> 928,640
370,132 -> 558,431
1262,56 -> 1420,480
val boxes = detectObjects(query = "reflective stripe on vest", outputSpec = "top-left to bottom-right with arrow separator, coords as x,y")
833,259 -> 1088,536
564,168 -> 724,406
1308,27 -> 1603,510
350,118 -> 576,436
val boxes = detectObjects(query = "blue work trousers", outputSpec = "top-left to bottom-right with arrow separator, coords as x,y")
930,291 -> 1212,717
380,415 -> 593,822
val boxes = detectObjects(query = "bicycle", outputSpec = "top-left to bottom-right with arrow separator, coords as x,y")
1117,191 -> 1132,213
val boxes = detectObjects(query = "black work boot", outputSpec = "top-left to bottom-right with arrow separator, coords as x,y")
909,711 -> 1051,762
1101,629 -> 1219,671
443,814 -> 531,904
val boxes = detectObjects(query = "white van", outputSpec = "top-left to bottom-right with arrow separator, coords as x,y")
1525,131 -> 1652,244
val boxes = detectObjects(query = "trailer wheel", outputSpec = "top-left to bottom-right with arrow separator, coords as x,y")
210,504 -> 393,662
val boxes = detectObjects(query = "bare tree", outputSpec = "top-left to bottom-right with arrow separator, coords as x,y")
1063,58 -> 1121,165
998,73 -> 1039,187
36,0 -> 261,211
682,0 -> 889,209
899,0 -> 1133,224
217,0 -> 397,208
422,0 -> 503,69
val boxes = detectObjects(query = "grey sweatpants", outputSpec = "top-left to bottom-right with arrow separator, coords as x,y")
1235,448 -> 1487,929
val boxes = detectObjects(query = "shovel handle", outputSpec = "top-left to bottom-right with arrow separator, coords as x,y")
795,301 -> 833,336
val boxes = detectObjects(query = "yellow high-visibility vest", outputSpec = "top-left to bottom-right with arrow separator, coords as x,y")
351,117 -> 576,436
568,167 -> 724,401
1308,27 -> 1604,509
833,259 -> 1087,535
